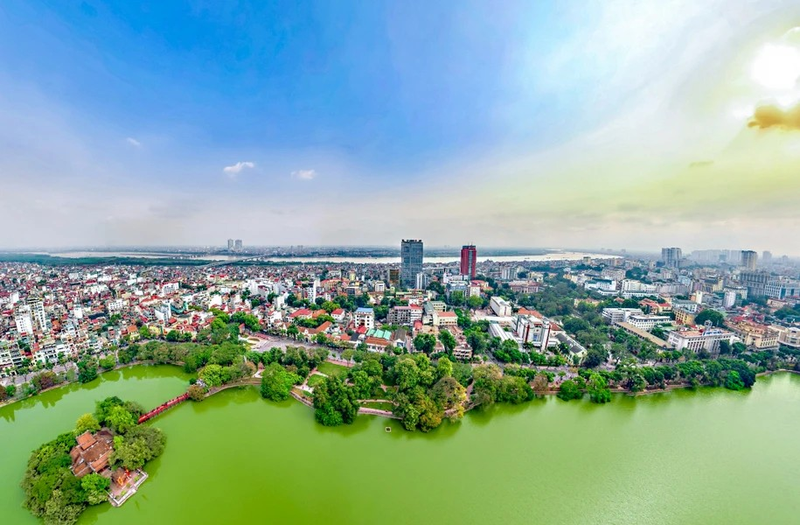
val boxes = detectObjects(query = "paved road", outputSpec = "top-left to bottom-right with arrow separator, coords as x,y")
1,362 -> 78,387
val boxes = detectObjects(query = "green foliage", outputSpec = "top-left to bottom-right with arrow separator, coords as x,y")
76,360 -> 98,384
260,362 -> 301,401
109,425 -> 167,470
494,338 -> 524,363
313,376 -> 359,426
587,374 -> 612,403
438,330 -> 457,353
187,384 -> 207,401
80,473 -> 110,505
98,355 -> 116,370
557,380 -> 584,401
106,405 -> 136,434
413,333 -> 437,354
724,370 -> 745,391
74,413 -> 100,436
695,309 -> 725,327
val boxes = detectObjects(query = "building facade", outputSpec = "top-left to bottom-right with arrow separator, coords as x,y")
400,239 -> 424,289
460,245 -> 477,278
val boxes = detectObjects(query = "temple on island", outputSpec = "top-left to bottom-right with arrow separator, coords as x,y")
70,430 -> 114,478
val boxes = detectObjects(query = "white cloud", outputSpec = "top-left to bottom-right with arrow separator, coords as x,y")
291,169 -> 316,180
223,161 -> 255,178
126,137 -> 142,147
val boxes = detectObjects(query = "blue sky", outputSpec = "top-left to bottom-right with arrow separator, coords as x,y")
1,1 -> 800,253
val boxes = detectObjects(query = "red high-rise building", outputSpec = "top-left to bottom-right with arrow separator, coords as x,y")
460,245 -> 477,278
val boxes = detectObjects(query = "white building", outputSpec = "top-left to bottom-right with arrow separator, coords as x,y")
490,296 -> 512,317
34,343 -> 70,365
625,314 -> 671,332
774,326 -> 800,349
354,307 -> 375,330
601,308 -> 643,324
15,305 -> 34,336
514,314 -> 551,348
106,299 -> 125,314
489,322 -> 514,342
667,327 -> 736,354
27,296 -> 47,331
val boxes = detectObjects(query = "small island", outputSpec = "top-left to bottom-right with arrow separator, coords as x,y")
21,397 -> 166,525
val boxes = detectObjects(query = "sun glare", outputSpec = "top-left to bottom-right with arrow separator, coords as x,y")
751,43 -> 800,90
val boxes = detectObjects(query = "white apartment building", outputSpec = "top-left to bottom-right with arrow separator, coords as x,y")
354,308 -> 375,330
515,314 -> 551,348
34,343 -> 70,365
490,296 -> 512,317
601,308 -> 643,324
15,306 -> 34,336
106,299 -> 125,313
667,327 -> 736,354
625,314 -> 671,332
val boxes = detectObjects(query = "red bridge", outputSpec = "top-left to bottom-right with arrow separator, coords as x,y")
138,393 -> 190,424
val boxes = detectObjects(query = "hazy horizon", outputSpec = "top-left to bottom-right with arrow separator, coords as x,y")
2,2 -> 800,253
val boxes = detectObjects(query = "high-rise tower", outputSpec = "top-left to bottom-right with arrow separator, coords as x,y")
460,245 -> 477,278
400,240 -> 424,289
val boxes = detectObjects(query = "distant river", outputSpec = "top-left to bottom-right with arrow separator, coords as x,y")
41,251 -> 617,264
255,252 -> 618,264
4,367 -> 799,524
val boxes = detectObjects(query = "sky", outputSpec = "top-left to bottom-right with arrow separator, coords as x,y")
1,1 -> 800,254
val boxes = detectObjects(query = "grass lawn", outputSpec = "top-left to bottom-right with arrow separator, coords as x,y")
306,374 -> 326,388
316,361 -> 349,377
361,401 -> 395,411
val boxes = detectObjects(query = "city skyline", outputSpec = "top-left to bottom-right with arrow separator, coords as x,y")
2,2 -> 800,252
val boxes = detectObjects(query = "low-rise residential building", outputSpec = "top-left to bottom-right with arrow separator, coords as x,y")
354,307 -> 375,330
387,305 -> 423,326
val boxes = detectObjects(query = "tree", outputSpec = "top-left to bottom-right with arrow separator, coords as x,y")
393,357 -> 420,391
436,356 -> 453,380
106,405 -> 135,434
587,373 -> 612,404
438,330 -> 457,353
75,413 -> 100,435
449,291 -> 465,306
467,295 -> 483,309
260,363 -> 301,401
557,380 -> 583,401
199,364 -> 225,387
413,333 -> 436,354
81,473 -> 110,505
76,360 -> 98,383
313,376 -> 359,426
431,376 -> 467,415
531,374 -> 549,396
187,384 -> 206,401
695,309 -> 725,327
583,346 -> 606,368
98,355 -> 116,370
112,437 -> 151,469
724,370 -> 746,391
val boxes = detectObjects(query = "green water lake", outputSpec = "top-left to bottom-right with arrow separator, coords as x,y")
3,366 -> 800,524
